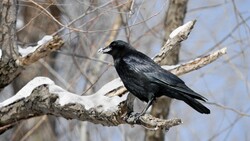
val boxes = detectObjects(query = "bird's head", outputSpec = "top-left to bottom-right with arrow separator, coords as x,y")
98,40 -> 134,58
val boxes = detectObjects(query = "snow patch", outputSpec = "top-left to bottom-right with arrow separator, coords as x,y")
162,64 -> 180,71
169,21 -> 193,39
18,35 -> 53,57
49,85 -> 94,109
0,77 -> 54,107
37,35 -> 53,46
18,45 -> 39,57
1,76 -> 127,113
16,18 -> 24,30
49,78 -> 127,112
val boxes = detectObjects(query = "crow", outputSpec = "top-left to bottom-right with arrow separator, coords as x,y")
98,40 -> 210,118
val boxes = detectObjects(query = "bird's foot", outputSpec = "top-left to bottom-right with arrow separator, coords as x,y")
125,112 -> 143,124
133,113 -> 143,121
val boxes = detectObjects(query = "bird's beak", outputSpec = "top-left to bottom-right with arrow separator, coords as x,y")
98,45 -> 111,54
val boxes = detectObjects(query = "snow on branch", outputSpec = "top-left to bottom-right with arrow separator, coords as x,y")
0,77 -> 181,133
154,20 -> 196,64
16,35 -> 64,66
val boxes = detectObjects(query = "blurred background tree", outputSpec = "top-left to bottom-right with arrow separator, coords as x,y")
1,0 -> 250,141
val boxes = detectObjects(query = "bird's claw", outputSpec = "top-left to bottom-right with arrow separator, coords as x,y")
125,112 -> 142,124
133,113 -> 142,121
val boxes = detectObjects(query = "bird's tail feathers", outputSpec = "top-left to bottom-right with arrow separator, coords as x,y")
171,84 -> 207,101
181,94 -> 210,114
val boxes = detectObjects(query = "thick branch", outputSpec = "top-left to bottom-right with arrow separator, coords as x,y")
0,77 -> 181,133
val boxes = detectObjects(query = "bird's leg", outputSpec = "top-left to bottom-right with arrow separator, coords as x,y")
134,98 -> 154,121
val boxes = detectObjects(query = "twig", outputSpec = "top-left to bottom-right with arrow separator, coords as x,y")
207,102 -> 250,117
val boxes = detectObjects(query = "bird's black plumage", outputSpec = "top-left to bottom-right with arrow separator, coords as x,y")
99,40 -> 210,117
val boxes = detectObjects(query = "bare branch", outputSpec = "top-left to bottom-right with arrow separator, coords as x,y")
163,47 -> 227,76
207,102 -> 250,117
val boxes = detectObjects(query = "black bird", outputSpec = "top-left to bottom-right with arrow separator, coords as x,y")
98,40 -> 210,118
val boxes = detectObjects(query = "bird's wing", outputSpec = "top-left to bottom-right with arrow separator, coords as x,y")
123,52 -> 184,85
123,52 -> 206,101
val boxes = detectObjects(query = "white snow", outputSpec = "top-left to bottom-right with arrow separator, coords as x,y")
16,18 -> 24,30
18,45 -> 39,57
161,64 -> 180,71
169,21 -> 193,39
18,35 -> 53,57
49,78 -> 127,112
0,77 -> 54,107
0,49 -> 2,59
37,35 -> 53,46
0,76 -> 127,112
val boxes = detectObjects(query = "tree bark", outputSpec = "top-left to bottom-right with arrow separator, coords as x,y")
0,0 -> 21,89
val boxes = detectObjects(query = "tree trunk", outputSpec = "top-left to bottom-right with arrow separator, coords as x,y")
0,0 -> 21,90
145,0 -> 188,141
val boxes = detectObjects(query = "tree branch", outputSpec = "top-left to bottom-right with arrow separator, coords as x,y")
0,77 -> 181,134
16,35 -> 64,66
163,47 -> 227,76
154,20 -> 196,64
